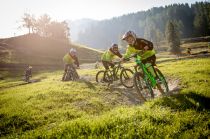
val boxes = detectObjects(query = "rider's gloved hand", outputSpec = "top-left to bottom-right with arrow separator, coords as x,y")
121,57 -> 130,62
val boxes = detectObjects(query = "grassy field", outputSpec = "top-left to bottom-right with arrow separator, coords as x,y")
0,57 -> 210,138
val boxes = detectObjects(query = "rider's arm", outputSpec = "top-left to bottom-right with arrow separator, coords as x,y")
74,56 -> 80,67
140,38 -> 153,50
115,51 -> 123,58
123,45 -> 141,60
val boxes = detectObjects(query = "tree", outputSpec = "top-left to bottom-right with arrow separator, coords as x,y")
165,21 -> 181,55
36,14 -> 51,37
47,21 -> 70,40
21,13 -> 36,34
193,2 -> 210,37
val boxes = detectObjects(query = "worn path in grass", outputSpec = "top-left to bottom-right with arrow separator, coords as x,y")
79,62 -> 181,103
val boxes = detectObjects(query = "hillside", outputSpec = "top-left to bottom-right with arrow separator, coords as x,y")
0,57 -> 209,138
71,2 -> 210,49
0,34 -> 102,66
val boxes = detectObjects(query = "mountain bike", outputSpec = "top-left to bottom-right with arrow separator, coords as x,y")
96,61 -> 134,88
129,54 -> 169,101
62,64 -> 79,81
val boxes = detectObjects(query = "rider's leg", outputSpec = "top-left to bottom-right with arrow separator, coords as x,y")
102,61 -> 109,70
145,63 -> 156,77
62,64 -> 68,81
108,61 -> 116,78
102,61 -> 110,82
143,55 -> 158,78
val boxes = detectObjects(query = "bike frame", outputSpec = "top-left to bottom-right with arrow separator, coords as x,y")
135,55 -> 157,88
106,62 -> 122,80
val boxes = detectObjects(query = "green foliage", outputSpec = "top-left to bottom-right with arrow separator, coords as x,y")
21,13 -> 70,40
193,2 -> 210,36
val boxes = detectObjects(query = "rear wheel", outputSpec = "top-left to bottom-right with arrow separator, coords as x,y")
120,68 -> 134,88
96,70 -> 105,83
133,72 -> 154,101
155,68 -> 169,95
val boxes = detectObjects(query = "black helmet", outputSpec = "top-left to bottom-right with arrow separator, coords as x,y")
111,43 -> 118,49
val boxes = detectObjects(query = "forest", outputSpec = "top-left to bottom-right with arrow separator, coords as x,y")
76,2 -> 210,49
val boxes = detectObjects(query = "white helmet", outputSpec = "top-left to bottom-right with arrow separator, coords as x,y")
69,48 -> 76,55
122,30 -> 137,40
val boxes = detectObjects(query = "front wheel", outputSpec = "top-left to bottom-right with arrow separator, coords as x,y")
155,68 -> 169,95
120,68 -> 134,88
96,70 -> 105,83
133,72 -> 154,101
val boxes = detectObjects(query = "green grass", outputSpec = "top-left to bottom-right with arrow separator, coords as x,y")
0,58 -> 210,138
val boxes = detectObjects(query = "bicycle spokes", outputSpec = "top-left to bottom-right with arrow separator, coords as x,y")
133,72 -> 154,101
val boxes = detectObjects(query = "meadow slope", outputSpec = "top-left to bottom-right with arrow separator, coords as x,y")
0,34 -> 102,65
0,57 -> 210,138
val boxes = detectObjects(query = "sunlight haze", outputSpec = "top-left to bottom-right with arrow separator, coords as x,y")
0,0 -> 206,37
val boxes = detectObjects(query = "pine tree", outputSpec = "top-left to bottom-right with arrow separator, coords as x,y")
165,21 -> 181,55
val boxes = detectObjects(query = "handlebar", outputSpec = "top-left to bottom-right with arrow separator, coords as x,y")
124,53 -> 142,61
113,61 -> 121,65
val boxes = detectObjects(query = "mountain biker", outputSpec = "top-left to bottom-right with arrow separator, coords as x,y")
101,43 -> 122,70
25,65 -> 32,77
121,30 -> 159,81
62,48 -> 80,81
23,65 -> 32,82
186,48 -> 191,55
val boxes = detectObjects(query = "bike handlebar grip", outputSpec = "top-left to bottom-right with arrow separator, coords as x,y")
123,58 -> 130,61
129,53 -> 137,58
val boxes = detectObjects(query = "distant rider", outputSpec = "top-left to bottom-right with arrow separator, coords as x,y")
25,65 -> 32,78
101,43 -> 122,70
62,48 -> 80,81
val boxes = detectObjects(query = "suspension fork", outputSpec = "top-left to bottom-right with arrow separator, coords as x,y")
139,63 -> 157,88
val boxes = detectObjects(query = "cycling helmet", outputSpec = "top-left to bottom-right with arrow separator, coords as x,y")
69,48 -> 77,55
122,30 -> 136,40
111,43 -> 118,49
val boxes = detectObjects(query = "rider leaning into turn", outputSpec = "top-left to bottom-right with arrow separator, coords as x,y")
62,48 -> 80,81
121,30 -> 158,80
101,43 -> 122,70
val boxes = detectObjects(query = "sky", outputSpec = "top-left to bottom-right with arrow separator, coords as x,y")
0,0 -> 208,38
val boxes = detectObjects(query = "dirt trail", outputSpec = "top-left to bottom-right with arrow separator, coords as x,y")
79,75 -> 180,105
80,63 -> 181,104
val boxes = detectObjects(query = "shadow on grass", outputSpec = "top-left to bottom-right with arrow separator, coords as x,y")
0,114 -> 37,136
78,79 -> 96,90
154,92 -> 210,111
0,77 -> 46,90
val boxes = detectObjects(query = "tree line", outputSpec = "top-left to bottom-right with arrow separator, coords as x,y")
21,13 -> 70,41
77,2 -> 210,49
